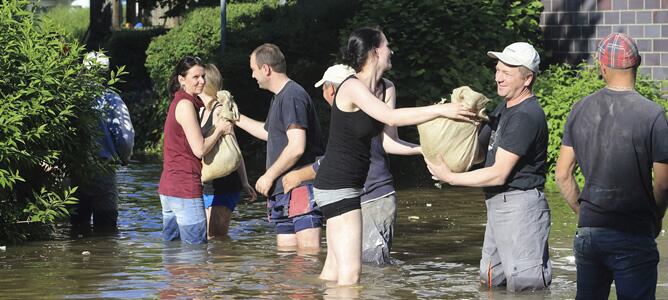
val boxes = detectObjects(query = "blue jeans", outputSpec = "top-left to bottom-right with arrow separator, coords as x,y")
574,227 -> 659,300
160,195 -> 207,244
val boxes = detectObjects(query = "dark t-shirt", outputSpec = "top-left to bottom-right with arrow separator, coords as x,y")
264,80 -> 324,196
562,88 -> 668,236
482,96 -> 548,198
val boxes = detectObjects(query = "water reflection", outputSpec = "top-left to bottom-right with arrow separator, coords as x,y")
0,162 -> 665,299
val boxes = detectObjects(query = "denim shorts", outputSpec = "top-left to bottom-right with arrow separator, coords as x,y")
159,195 -> 207,244
203,192 -> 241,211
267,184 -> 322,234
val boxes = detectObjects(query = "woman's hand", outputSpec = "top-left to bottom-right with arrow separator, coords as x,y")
242,183 -> 257,202
436,103 -> 478,124
214,119 -> 233,136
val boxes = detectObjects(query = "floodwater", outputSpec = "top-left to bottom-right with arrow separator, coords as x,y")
0,162 -> 666,299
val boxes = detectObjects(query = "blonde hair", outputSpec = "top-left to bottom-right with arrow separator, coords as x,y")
203,63 -> 223,98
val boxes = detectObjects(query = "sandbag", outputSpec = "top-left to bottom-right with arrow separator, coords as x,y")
201,90 -> 242,182
418,86 -> 490,172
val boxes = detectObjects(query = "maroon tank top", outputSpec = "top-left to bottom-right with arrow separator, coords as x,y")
158,90 -> 205,198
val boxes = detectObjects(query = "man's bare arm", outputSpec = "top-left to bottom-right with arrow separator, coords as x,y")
555,145 -> 581,215
653,162 -> 668,234
255,125 -> 305,196
236,114 -> 268,141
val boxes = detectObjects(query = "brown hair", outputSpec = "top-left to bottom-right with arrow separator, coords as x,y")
251,43 -> 287,73
342,27 -> 384,72
168,56 -> 203,96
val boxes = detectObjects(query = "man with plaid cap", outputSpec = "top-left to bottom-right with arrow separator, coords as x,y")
556,32 -> 668,299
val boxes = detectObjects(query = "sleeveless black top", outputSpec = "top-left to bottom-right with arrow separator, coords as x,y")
200,104 -> 241,195
314,76 -> 384,190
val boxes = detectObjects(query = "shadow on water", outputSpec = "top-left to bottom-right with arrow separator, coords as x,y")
0,162 -> 666,299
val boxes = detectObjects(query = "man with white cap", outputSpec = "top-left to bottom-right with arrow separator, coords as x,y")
427,42 -> 551,291
282,64 -> 421,264
71,51 -> 135,234
556,33 -> 668,299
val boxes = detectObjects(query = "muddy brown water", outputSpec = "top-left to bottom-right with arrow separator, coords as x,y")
0,162 -> 666,299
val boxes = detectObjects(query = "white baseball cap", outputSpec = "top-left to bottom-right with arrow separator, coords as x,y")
487,42 -> 540,73
83,51 -> 110,69
314,64 -> 355,87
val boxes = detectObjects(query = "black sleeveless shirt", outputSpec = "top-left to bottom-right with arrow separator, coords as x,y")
200,104 -> 242,195
314,76 -> 384,190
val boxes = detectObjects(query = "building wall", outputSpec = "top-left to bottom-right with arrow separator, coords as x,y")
541,0 -> 668,81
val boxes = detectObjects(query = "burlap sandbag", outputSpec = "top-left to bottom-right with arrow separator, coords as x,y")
201,90 -> 242,182
418,86 -> 490,172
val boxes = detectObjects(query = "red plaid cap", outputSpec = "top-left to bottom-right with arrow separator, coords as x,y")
597,33 -> 640,69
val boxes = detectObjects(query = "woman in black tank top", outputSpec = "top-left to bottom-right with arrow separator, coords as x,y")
199,64 -> 256,239
314,27 -> 477,286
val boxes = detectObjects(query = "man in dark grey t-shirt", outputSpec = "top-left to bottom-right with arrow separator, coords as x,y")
236,43 -> 324,252
427,42 -> 552,292
555,33 -> 668,300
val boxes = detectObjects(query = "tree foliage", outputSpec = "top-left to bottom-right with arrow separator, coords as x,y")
0,0 -> 116,242
339,0 -> 543,181
343,0 -> 544,107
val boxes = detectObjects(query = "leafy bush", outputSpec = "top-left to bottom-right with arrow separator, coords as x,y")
534,62 -> 668,187
0,0 -> 114,243
41,5 -> 89,42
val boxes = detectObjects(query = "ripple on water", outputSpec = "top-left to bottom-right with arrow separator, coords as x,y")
1,163 -> 667,299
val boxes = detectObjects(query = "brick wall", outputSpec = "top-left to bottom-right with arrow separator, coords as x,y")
541,0 -> 668,82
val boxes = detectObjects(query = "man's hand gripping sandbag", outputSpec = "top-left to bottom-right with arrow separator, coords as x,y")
418,86 -> 489,172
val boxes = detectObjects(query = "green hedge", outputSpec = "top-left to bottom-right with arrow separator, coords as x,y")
534,63 -> 668,188
107,28 -> 168,93
143,1 -> 273,151
0,0 -> 113,242
143,0 -> 359,153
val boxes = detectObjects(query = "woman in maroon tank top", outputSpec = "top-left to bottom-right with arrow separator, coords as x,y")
158,56 -> 231,244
